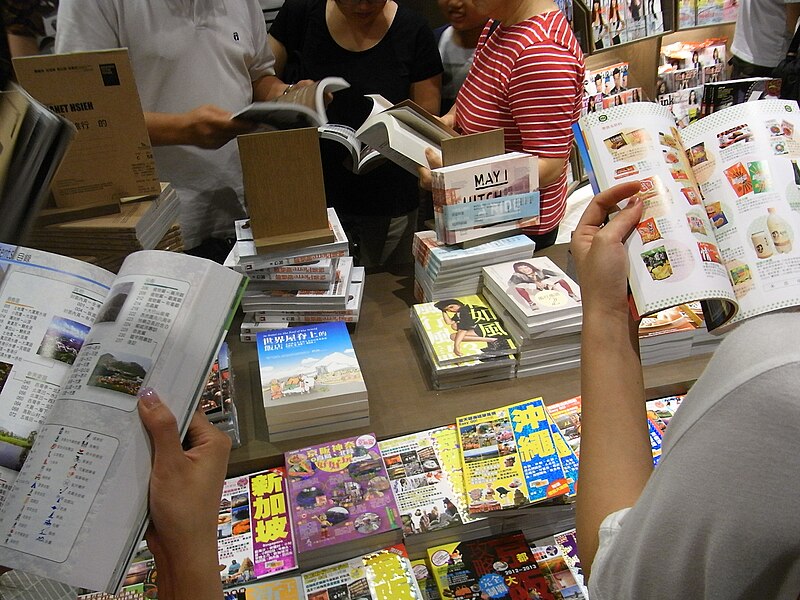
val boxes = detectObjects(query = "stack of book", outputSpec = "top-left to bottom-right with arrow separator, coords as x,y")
411,294 -> 517,389
430,151 -> 540,246
481,257 -> 583,378
285,433 -> 402,569
257,321 -> 369,441
225,208 -> 365,333
25,182 -> 182,272
412,230 -> 535,302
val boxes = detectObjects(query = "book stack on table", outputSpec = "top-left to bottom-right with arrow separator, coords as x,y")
25,182 -> 182,272
224,208 -> 365,340
412,230 -> 535,303
256,321 -> 369,441
410,294 -> 517,390
637,303 -> 723,365
480,257 -> 583,378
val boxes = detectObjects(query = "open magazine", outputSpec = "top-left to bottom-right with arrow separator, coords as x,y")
577,99 -> 800,330
0,245 -> 245,592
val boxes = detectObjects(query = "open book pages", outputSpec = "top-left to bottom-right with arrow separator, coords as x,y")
318,124 -> 384,174
578,99 -> 800,330
0,245 -> 245,592
231,77 -> 349,129
355,96 -> 457,175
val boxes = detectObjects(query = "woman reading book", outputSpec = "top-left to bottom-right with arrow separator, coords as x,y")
573,182 -> 800,597
268,0 -> 442,268
421,0 -> 584,251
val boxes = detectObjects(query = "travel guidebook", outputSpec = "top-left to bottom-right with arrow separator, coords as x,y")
577,99 -> 800,330
456,397 -> 569,514
378,425 -> 472,536
284,433 -> 401,562
0,244 -> 246,592
426,531 -> 555,600
217,468 -> 296,589
411,294 -> 516,365
301,544 -> 423,599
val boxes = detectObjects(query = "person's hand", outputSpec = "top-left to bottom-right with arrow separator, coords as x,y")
418,146 -> 443,191
137,388 -> 231,600
570,181 -> 642,321
184,104 -> 257,149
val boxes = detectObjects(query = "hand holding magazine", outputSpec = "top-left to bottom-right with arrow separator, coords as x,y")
577,99 -> 800,330
0,245 -> 245,592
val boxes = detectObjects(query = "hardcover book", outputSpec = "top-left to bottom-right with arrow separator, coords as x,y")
456,397 -> 569,514
426,531 -> 555,600
284,433 -> 400,557
578,99 -> 800,330
0,244 -> 246,592
378,425 -> 471,536
411,294 -> 516,365
218,468 -> 296,588
301,544 -> 423,599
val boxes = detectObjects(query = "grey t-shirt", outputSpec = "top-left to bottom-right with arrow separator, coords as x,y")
589,311 -> 800,600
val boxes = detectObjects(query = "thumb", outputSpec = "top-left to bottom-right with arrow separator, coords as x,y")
137,388 -> 185,471
424,146 -> 443,169
602,196 -> 643,242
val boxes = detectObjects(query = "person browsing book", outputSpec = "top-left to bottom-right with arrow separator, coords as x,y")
268,0 -> 443,269
421,0 -> 584,251
572,182 -> 800,598
54,0 -> 302,263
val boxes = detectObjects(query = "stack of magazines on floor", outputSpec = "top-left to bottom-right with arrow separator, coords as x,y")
410,293 -> 518,389
481,257 -> 584,378
74,391 -> 689,599
224,208 -> 364,339
412,230 -> 536,302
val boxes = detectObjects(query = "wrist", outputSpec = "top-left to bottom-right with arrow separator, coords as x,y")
283,83 -> 294,95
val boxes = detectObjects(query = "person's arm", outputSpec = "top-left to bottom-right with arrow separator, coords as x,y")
787,2 -> 800,34
410,73 -> 442,117
252,73 -> 293,101
7,32 -> 39,57
144,107 -> 256,149
570,181 -> 654,577
268,34 -> 288,80
137,388 -> 231,600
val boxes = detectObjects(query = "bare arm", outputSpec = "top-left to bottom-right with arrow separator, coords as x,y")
410,73 -> 442,117
145,106 -> 256,149
252,73 -> 292,101
268,34 -> 288,79
7,32 -> 39,58
787,2 -> 800,34
571,182 -> 654,577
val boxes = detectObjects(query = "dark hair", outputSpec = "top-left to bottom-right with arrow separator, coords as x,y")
434,299 -> 462,311
512,261 -> 536,273
613,67 -> 620,76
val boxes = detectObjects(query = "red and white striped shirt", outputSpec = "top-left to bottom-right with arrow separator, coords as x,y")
456,11 -> 584,235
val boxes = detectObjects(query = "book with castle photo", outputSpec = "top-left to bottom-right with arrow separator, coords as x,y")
577,99 -> 800,330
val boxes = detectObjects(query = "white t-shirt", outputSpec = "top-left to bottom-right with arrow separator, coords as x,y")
589,311 -> 800,599
437,26 -> 476,111
731,0 -> 800,68
55,0 -> 276,248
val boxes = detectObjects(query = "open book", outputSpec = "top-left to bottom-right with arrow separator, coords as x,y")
0,245 -> 245,592
577,99 -> 800,331
355,95 -> 458,175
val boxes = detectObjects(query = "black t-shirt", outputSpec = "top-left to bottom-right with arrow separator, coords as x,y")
271,0 -> 443,217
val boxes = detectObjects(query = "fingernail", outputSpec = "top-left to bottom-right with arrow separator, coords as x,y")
137,387 -> 160,408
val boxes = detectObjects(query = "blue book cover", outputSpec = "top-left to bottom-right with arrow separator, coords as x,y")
256,321 -> 366,409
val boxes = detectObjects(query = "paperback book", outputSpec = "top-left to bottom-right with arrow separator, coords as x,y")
411,294 -> 516,365
378,425 -> 471,536
0,245 -> 246,592
218,468 -> 296,588
426,531 -> 555,600
430,151 -> 540,245
284,434 -> 400,563
301,544 -> 423,599
531,530 -> 589,599
456,397 -> 569,514
578,99 -> 800,330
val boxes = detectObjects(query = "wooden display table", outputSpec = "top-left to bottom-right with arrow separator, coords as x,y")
227,245 -> 708,477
